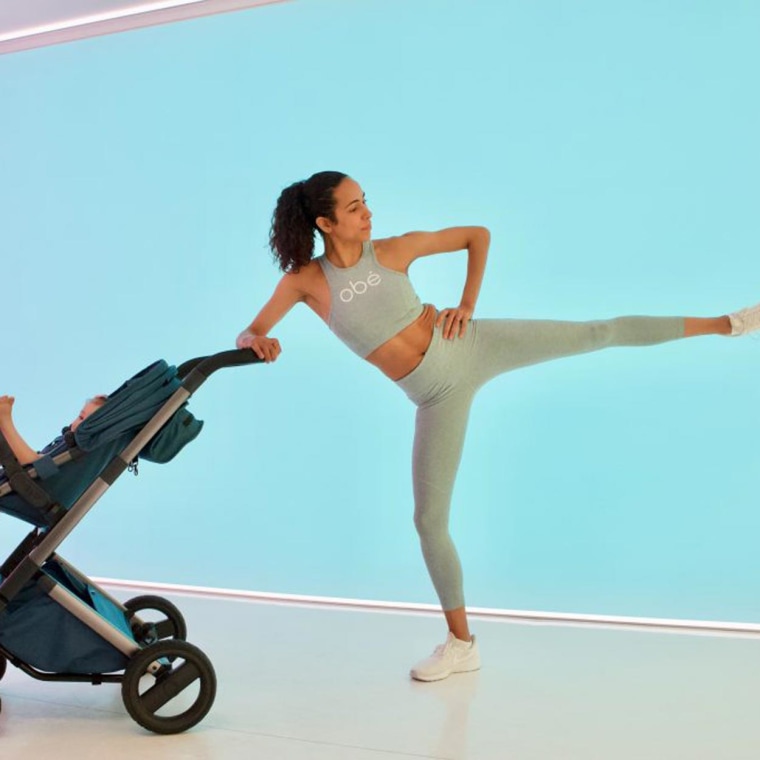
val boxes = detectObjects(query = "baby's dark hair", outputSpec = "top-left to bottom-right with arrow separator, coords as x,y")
269,171 -> 348,273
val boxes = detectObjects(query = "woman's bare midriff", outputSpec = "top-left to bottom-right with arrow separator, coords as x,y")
365,304 -> 437,381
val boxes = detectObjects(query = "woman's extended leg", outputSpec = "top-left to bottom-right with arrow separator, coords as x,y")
465,313 -> 739,390
468,315 -> 689,388
684,316 -> 731,337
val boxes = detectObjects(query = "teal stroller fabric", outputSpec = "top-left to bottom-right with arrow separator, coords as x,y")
0,559 -> 132,673
0,359 -> 203,527
74,359 -> 203,459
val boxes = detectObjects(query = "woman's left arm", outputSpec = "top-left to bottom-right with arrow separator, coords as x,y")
382,226 -> 491,339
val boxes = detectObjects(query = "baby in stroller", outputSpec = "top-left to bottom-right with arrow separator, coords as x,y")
0,394 -> 107,466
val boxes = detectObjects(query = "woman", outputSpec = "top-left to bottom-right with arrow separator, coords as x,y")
236,170 -> 759,682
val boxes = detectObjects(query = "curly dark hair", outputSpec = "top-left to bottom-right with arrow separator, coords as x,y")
269,171 -> 348,273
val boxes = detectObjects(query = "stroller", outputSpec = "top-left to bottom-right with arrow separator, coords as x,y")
0,349 -> 260,734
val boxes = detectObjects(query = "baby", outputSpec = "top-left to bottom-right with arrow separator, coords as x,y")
0,394 -> 107,466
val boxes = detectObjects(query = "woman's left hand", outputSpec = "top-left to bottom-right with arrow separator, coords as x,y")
436,305 -> 473,340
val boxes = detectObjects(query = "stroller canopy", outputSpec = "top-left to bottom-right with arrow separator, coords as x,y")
74,359 -> 203,462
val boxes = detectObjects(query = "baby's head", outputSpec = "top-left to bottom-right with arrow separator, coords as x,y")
70,394 -> 108,432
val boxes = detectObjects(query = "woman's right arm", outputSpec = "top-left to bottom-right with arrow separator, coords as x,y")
236,274 -> 303,362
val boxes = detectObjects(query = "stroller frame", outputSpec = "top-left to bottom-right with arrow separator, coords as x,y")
0,349 -> 260,731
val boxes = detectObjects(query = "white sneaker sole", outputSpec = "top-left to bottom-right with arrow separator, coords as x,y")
410,660 -> 481,682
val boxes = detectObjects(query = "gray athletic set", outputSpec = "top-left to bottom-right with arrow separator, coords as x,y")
319,241 -> 685,610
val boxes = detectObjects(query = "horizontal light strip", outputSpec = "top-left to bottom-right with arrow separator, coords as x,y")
0,0 -> 207,43
95,576 -> 760,638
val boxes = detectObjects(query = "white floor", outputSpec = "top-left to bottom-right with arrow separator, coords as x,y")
1,587 -> 760,760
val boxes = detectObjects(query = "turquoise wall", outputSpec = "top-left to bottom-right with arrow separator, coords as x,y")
1,0 -> 759,621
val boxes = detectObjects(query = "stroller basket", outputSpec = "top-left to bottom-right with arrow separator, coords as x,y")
0,349 -> 261,733
0,557 -> 132,674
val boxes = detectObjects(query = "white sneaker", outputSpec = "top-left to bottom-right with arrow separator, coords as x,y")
729,303 -> 760,336
410,633 -> 481,682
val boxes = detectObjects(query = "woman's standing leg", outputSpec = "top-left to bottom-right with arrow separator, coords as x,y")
409,387 -> 482,681
412,391 -> 473,618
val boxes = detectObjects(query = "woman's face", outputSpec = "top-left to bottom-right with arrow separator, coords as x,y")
319,177 -> 372,242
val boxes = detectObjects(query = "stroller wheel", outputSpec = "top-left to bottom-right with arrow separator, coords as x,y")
122,639 -> 216,735
124,595 -> 187,643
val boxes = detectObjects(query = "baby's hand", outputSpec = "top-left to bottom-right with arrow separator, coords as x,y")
0,395 -> 15,420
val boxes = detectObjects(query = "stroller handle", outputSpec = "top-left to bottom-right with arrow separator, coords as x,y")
177,349 -> 264,392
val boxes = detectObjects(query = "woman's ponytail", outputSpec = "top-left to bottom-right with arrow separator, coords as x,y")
269,171 -> 348,272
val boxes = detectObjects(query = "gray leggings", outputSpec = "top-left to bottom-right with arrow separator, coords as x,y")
395,316 -> 686,610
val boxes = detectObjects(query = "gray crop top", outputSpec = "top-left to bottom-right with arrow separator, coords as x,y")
317,240 -> 424,358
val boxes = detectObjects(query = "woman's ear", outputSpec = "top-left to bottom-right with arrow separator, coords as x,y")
315,216 -> 332,235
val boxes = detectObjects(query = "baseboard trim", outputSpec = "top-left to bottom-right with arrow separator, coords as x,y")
93,576 -> 760,638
